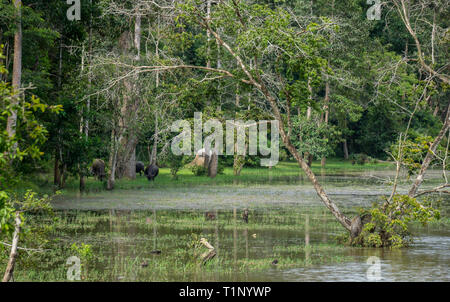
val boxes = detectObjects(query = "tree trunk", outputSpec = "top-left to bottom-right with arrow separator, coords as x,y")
150,112 -> 159,165
206,0 -> 212,68
321,81 -> 330,167
306,78 -> 312,120
125,149 -> 136,179
107,129 -> 119,190
433,104 -> 439,117
6,0 -> 22,141
79,1 -> 93,190
55,37 -> 63,189
343,139 -> 349,160
307,154 -> 313,167
79,175 -> 86,191
259,83 -> 352,231
208,151 -> 218,178
304,79 -> 313,166
61,163 -> 68,188
120,14 -> 143,178
53,153 -> 60,186
233,83 -> 244,175
134,7 -> 141,60
2,212 -> 21,282
283,127 -> 351,230
115,30 -> 139,179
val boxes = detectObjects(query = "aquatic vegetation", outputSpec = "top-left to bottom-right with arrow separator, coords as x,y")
340,195 -> 442,248
2,167 -> 448,281
2,209 -> 352,281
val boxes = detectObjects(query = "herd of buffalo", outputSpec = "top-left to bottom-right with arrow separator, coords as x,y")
90,159 -> 159,182
89,159 -> 251,223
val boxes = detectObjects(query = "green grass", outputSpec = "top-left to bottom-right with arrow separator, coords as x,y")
3,208 -> 352,282
21,159 -> 393,195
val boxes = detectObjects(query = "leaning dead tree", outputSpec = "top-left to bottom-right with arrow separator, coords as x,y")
409,104 -> 450,198
178,1 -> 449,233
96,1 -> 354,230
185,2 -> 353,231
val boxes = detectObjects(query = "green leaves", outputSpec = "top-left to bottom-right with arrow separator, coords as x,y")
332,94 -> 363,123
291,115 -> 342,160
0,196 -> 15,235
0,44 -> 59,240
389,135 -> 434,177
356,194 -> 440,248
71,242 -> 93,260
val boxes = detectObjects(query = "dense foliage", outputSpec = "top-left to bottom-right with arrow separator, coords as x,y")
0,0 -> 448,262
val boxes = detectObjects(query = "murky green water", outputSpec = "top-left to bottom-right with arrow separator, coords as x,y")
16,169 -> 449,281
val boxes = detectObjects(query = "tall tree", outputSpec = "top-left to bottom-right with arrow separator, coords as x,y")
6,0 -> 22,143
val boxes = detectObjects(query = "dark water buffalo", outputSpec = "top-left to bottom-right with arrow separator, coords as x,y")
136,161 -> 145,176
144,164 -> 159,181
205,212 -> 216,221
242,208 -> 249,223
91,159 -> 106,181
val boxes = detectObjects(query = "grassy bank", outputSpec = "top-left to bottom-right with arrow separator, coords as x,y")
21,159 -> 394,195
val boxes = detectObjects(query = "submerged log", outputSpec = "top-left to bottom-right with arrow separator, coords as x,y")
199,238 -> 216,265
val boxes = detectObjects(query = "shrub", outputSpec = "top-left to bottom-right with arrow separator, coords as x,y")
350,153 -> 369,165
166,153 -> 186,179
191,165 -> 208,176
350,195 -> 440,248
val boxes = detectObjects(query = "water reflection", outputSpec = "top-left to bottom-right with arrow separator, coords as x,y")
50,208 -> 450,282
282,234 -> 450,281
305,214 -> 310,266
53,169 -> 448,212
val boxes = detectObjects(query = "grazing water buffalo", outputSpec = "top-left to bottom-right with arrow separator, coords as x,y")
242,208 -> 249,223
91,159 -> 106,181
144,164 -> 159,181
205,212 -> 216,221
136,161 -> 145,176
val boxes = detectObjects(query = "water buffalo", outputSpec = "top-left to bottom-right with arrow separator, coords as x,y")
144,164 -> 159,181
136,161 -> 145,176
242,208 -> 249,223
205,212 -> 216,221
90,159 -> 106,181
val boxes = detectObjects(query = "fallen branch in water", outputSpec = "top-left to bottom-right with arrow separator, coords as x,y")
199,238 -> 216,265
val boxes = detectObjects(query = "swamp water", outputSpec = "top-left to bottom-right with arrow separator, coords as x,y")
13,170 -> 450,281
